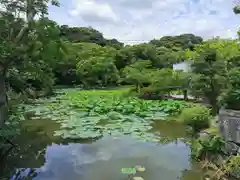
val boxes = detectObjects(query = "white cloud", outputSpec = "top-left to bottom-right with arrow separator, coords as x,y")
48,0 -> 240,44
69,0 -> 118,23
0,4 -> 5,11
119,0 -> 157,9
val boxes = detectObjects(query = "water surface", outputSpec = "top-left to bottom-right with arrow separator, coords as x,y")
3,119 -> 205,180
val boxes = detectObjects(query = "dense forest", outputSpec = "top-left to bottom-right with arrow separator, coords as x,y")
1,22 -> 203,92
1,1 -> 240,179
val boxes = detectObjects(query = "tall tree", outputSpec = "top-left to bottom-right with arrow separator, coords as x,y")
0,0 -> 60,127
76,43 -> 120,86
122,60 -> 153,91
187,43 -> 227,115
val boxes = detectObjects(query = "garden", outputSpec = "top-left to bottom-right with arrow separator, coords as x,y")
1,1 -> 240,180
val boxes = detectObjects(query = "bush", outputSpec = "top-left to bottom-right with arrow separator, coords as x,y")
190,134 -> 225,160
138,86 -> 165,100
219,68 -> 240,110
180,105 -> 211,132
219,89 -> 240,110
140,86 -> 160,94
226,155 -> 240,178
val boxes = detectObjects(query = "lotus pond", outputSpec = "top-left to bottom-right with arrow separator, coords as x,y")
2,88 -> 206,180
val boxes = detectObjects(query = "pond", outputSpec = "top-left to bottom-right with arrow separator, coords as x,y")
2,88 -> 205,180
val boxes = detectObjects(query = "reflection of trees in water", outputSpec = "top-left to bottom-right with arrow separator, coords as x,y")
0,126 -> 54,179
180,169 -> 204,180
180,162 -> 205,180
0,119 -> 195,179
11,168 -> 38,180
0,139 -> 47,179
1,125 -> 100,179
150,120 -> 188,140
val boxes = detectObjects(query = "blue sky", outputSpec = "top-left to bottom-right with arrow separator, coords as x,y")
48,0 -> 240,44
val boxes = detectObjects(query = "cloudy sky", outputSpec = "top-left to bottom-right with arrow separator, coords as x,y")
48,0 -> 240,44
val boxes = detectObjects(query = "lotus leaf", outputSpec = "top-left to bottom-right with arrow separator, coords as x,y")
19,88 -> 191,142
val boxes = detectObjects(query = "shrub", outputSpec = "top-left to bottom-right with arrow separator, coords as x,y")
219,68 -> 240,110
140,86 -> 161,95
138,86 -> 165,100
180,105 -> 211,132
226,155 -> 240,178
190,134 -> 225,160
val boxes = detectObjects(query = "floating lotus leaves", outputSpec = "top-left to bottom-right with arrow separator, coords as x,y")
134,165 -> 146,172
21,89 -> 190,142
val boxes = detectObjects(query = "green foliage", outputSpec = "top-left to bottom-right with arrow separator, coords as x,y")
150,34 -> 203,50
5,18 -> 65,93
180,105 -> 211,132
76,43 -> 120,86
60,26 -> 106,44
233,6 -> 240,14
59,25 -> 123,49
219,68 -> 240,110
188,42 -> 228,114
0,105 -> 23,150
122,60 -> 153,89
151,68 -> 174,88
173,70 -> 191,89
0,0 -> 65,93
146,69 -> 189,96
115,43 -> 158,70
226,156 -> 240,178
63,89 -> 188,116
190,135 -> 225,160
186,38 -> 240,63
21,89 -> 191,140
138,86 -> 164,99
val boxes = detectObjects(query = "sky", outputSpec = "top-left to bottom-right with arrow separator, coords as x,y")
48,0 -> 240,44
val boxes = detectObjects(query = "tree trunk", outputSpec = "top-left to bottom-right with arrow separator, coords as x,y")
209,97 -> 219,116
0,72 -> 8,128
183,89 -> 188,101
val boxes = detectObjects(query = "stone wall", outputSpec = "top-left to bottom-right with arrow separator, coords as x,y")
218,108 -> 240,154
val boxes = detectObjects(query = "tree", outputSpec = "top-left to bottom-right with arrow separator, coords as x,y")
105,39 -> 124,50
53,41 -> 83,85
187,44 -> 227,115
115,46 -> 136,70
150,68 -> 174,89
172,70 -> 191,100
115,43 -> 158,70
122,60 -> 153,91
76,43 -> 120,86
150,34 -> 203,50
60,25 -> 123,49
0,0 -> 61,127
60,26 -> 106,45
233,0 -> 240,14
153,47 -> 186,68
219,68 -> 240,110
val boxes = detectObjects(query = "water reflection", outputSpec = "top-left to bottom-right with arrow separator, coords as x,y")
8,136 -> 204,180
2,119 -> 206,180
